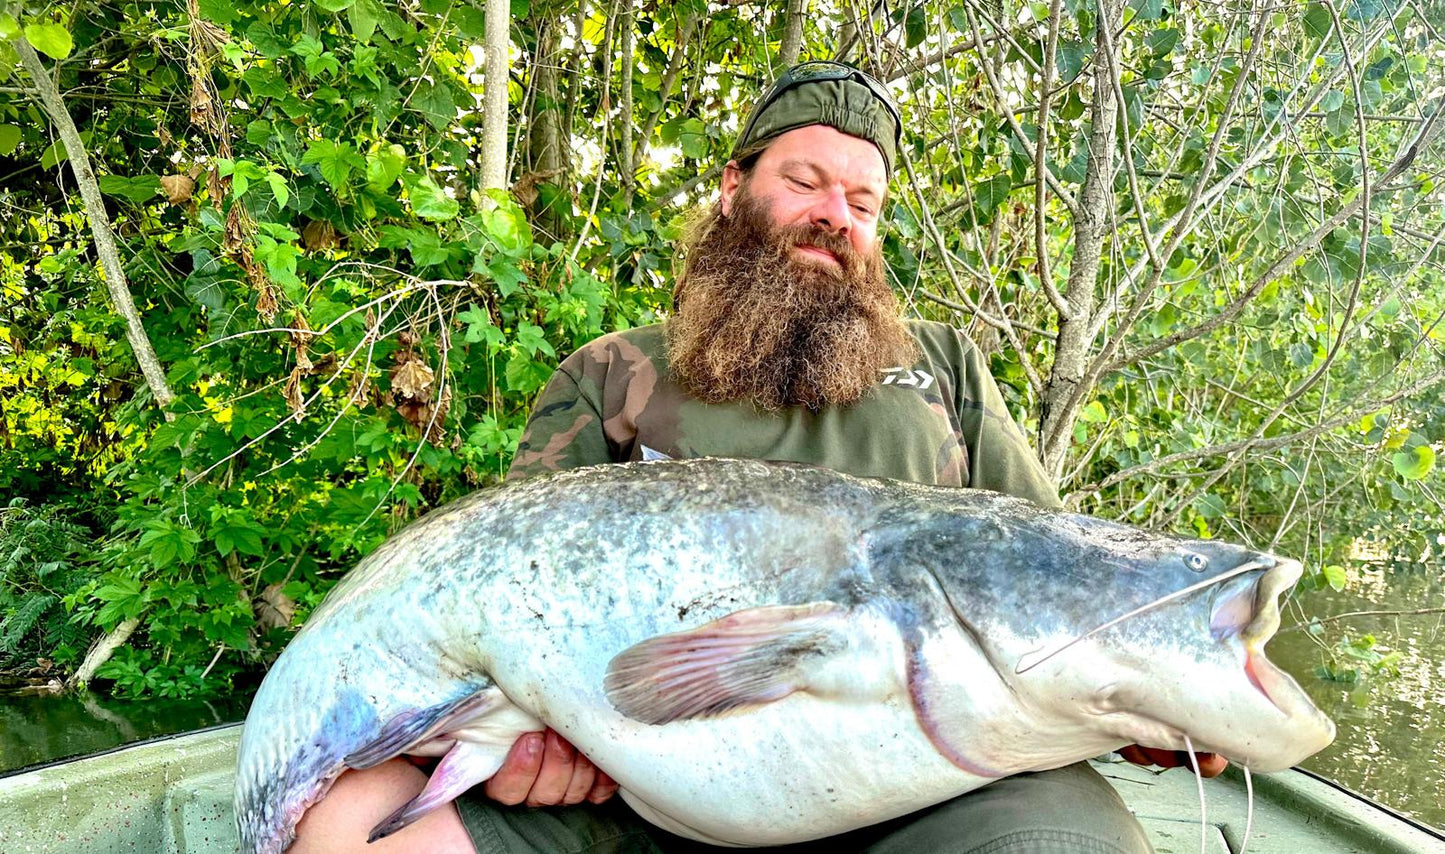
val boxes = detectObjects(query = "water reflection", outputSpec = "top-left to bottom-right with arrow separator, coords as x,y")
0,690 -> 250,774
1270,565 -> 1445,830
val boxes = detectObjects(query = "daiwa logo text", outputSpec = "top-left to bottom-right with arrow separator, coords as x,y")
881,367 -> 935,389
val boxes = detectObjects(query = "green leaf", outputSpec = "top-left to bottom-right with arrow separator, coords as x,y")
1303,2 -> 1333,39
266,172 -> 290,208
366,144 -> 407,190
1147,27 -> 1180,56
97,175 -> 162,203
678,118 -> 707,159
414,80 -> 458,131
1392,445 -> 1435,480
0,14 -> 18,40
0,124 -> 19,155
24,24 -> 74,60
302,139 -> 365,189
1321,564 -> 1347,592
974,174 -> 1012,214
197,0 -> 243,25
513,322 -> 555,358
314,0 -> 356,11
349,0 -> 383,43
407,176 -> 459,221
904,7 -> 926,48
1079,400 -> 1108,423
459,303 -> 503,347
1193,494 -> 1227,519
480,199 -> 532,252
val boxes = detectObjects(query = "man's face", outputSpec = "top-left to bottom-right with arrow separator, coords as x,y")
719,125 -> 888,269
665,129 -> 913,412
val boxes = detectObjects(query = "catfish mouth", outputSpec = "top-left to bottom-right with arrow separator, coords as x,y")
1208,557 -> 1311,714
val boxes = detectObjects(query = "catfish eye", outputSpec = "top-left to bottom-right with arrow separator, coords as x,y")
1184,552 -> 1209,572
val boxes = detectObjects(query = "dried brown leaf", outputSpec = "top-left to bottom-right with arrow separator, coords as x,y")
301,219 -> 340,252
256,282 -> 279,322
255,583 -> 296,631
282,365 -> 305,413
224,204 -> 251,250
347,368 -> 372,406
160,174 -> 195,205
390,360 -> 434,399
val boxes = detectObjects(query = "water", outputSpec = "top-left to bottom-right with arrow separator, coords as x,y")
0,690 -> 249,773
1268,564 -> 1445,830
0,570 -> 1440,832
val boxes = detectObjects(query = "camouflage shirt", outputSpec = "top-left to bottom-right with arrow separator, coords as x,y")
507,321 -> 1060,507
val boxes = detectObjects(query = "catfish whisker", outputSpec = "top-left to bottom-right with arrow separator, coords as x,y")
1015,561 -> 1273,674
1241,765 -> 1255,854
1185,734 -> 1206,854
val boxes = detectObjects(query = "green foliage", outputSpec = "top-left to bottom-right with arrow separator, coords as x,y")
1,0 -> 1440,700
0,499 -> 96,670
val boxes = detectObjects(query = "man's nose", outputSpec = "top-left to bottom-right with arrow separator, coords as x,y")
809,189 -> 852,235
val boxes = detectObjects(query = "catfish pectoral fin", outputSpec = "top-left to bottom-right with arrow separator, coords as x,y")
345,686 -> 499,769
604,602 -> 850,725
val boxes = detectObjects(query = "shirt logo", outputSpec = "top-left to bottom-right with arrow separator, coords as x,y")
881,367 -> 935,390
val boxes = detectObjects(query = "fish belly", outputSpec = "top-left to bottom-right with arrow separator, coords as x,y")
486,626 -> 984,846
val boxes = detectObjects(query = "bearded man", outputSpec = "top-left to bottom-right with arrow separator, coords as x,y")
293,63 -> 1219,854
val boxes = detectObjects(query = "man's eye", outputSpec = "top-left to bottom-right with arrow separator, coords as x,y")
853,205 -> 874,216
787,176 -> 814,190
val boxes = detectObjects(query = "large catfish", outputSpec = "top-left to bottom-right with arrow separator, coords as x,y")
235,458 -> 1335,853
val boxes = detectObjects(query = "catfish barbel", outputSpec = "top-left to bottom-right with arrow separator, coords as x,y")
235,458 -> 1335,853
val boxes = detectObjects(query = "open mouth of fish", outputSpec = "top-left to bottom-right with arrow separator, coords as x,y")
1207,557 -> 1305,715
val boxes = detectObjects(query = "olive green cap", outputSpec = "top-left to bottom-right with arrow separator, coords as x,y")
731,71 -> 900,180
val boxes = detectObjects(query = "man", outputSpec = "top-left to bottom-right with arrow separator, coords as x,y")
294,62 -> 1223,854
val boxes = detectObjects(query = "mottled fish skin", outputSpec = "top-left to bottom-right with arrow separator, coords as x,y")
235,459 -> 1334,853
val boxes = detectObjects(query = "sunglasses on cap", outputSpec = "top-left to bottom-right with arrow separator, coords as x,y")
734,61 -> 903,154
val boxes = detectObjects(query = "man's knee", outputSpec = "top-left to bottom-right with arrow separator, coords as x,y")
862,764 -> 1153,854
290,759 -> 477,854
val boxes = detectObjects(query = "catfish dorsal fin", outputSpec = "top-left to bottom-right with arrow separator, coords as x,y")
604,603 -> 847,725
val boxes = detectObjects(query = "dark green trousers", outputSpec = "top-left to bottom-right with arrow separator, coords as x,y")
455,762 -> 1154,854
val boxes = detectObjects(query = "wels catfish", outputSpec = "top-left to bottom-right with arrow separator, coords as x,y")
235,458 -> 1335,853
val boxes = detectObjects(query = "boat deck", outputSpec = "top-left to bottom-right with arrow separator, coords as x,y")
0,725 -> 1440,853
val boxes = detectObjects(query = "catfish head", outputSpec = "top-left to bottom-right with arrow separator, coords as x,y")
875,488 -> 1336,775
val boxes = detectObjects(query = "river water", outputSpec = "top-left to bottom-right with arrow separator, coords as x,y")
1268,564 -> 1444,829
1,570 -> 1441,831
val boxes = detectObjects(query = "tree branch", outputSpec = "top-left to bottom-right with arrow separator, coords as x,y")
15,37 -> 175,411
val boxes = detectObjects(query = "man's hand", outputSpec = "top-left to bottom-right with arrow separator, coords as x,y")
1118,744 -> 1229,777
483,729 -> 619,807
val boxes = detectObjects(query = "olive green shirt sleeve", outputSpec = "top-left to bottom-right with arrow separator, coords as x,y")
506,367 -> 613,480
948,329 -> 1062,509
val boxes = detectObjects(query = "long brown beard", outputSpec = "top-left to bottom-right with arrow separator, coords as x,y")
666,186 -> 917,411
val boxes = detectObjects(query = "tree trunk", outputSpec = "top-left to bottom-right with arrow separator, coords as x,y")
779,0 -> 806,68
16,39 -> 175,412
66,618 -> 140,691
618,0 -> 636,205
480,0 -> 511,193
1036,0 -> 1122,478
526,13 -> 569,238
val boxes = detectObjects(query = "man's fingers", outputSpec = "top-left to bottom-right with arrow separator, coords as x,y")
1196,752 -> 1229,778
524,729 -> 578,807
484,732 -> 544,805
561,752 -> 597,805
1118,745 -> 1229,777
587,770 -> 620,804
